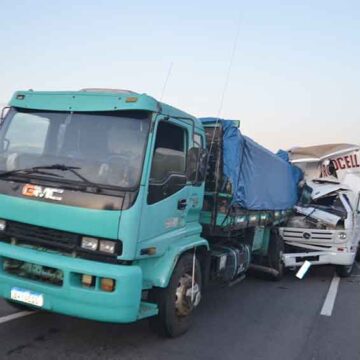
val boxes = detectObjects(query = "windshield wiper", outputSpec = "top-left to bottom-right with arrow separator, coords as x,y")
0,164 -> 101,193
0,167 -> 64,178
31,164 -> 101,192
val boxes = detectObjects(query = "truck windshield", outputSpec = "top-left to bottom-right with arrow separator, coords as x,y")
0,108 -> 151,190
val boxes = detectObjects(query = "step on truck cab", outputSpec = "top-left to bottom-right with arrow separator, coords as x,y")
0,90 -> 298,337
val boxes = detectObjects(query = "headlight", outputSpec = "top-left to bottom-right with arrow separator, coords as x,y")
81,237 -> 99,251
0,219 -> 6,231
81,237 -> 117,254
338,232 -> 347,240
99,240 -> 116,254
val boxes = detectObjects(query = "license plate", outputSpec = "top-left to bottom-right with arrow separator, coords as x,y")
10,287 -> 44,307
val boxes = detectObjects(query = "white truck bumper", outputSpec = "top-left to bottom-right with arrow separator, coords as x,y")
279,226 -> 357,267
283,250 -> 356,267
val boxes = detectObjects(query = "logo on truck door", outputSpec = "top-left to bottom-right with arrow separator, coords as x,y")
22,184 -> 64,201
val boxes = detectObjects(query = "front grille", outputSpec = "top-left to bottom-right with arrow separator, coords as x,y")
3,257 -> 63,286
4,221 -> 79,251
0,220 -> 122,263
282,229 -> 334,242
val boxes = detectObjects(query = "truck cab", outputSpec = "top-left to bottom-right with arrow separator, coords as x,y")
0,89 -> 208,336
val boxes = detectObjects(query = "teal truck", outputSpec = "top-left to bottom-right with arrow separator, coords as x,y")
0,89 -> 298,337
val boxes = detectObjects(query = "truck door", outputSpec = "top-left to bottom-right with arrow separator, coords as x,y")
138,117 -> 193,248
342,193 -> 360,251
353,192 -> 360,248
186,132 -> 205,225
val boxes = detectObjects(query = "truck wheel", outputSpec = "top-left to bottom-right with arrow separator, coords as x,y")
356,245 -> 360,262
336,263 -> 354,278
5,299 -> 35,312
267,229 -> 285,281
149,253 -> 202,338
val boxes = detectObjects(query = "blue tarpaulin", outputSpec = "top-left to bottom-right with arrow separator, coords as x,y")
201,118 -> 302,210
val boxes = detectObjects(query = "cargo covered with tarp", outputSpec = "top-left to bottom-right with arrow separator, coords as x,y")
200,118 -> 302,211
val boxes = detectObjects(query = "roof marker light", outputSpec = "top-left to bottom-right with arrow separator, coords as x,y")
125,96 -> 138,103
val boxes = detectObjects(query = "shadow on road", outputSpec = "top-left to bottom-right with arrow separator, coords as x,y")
0,266 -> 346,360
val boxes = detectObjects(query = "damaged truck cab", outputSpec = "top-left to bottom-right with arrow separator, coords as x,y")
280,145 -> 360,277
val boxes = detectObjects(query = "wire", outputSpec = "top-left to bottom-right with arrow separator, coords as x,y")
191,247 -> 197,303
207,19 -> 242,160
160,62 -> 174,102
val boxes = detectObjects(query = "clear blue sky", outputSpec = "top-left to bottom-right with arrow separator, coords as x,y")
0,0 -> 359,150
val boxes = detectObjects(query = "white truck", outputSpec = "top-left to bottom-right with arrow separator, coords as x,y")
279,144 -> 360,277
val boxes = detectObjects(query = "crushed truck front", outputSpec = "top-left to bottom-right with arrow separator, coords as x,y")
280,145 -> 360,275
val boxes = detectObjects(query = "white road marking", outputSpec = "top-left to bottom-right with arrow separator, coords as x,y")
320,274 -> 341,317
0,311 -> 37,324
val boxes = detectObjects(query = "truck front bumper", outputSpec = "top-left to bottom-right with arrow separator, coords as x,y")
0,242 -> 149,323
283,250 -> 356,267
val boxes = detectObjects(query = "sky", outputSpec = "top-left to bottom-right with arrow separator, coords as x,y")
0,0 -> 359,151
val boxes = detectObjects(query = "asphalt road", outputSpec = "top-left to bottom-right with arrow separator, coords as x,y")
0,264 -> 359,360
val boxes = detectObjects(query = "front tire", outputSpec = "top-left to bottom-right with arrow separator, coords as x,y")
149,253 -> 202,337
336,263 -> 354,278
356,245 -> 360,262
4,299 -> 35,312
267,229 -> 285,281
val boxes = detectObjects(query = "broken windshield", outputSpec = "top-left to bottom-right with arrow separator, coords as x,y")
0,108 -> 151,190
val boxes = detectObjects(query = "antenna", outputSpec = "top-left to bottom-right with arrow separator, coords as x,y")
160,62 -> 174,102
207,20 -> 241,157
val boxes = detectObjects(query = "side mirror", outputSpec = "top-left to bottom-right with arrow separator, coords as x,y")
2,139 -> 9,152
0,107 -> 10,126
186,147 -> 207,184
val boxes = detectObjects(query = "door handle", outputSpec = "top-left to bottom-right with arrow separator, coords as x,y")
177,199 -> 187,210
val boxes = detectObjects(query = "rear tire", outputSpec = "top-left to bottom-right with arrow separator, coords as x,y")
267,229 -> 285,281
335,263 -> 354,278
149,253 -> 202,338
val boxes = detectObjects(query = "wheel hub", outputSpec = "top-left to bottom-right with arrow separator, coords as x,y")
175,273 -> 201,317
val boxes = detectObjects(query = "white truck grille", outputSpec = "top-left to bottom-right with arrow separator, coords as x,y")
281,228 -> 334,242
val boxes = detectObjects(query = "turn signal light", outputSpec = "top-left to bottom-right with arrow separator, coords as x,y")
140,247 -> 157,256
100,278 -> 115,292
82,274 -> 95,288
